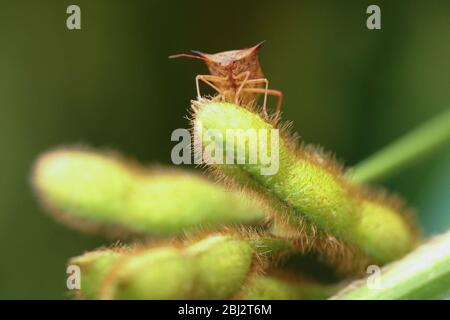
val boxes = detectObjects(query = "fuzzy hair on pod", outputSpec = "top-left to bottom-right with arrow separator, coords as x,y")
191,100 -> 420,271
32,146 -> 266,238
70,231 -> 284,299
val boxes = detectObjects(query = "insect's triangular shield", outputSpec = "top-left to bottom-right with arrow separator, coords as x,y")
250,40 -> 266,52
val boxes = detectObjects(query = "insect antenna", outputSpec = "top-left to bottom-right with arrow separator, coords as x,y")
168,50 -> 208,61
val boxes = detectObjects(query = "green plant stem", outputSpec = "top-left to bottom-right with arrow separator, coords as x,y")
331,230 -> 450,300
347,108 -> 450,184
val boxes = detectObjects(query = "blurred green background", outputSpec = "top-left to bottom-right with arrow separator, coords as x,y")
0,0 -> 449,299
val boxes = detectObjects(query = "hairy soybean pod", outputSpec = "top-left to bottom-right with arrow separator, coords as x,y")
192,101 -> 419,267
71,234 -> 256,299
32,148 -> 265,237
70,233 -> 332,300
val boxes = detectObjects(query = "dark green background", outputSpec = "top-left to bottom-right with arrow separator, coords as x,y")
0,0 -> 449,298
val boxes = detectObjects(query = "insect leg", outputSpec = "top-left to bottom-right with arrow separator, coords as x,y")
195,75 -> 227,99
241,88 -> 283,118
241,78 -> 269,115
233,71 -> 251,105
